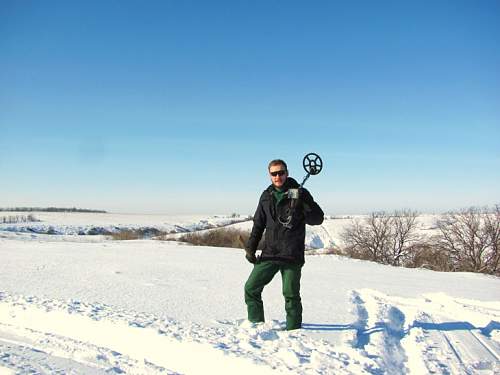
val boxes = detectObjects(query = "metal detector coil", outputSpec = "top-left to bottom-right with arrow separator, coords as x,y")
279,153 -> 323,228
300,153 -> 323,188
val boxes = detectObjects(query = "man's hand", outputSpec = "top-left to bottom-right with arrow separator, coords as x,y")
245,248 -> 257,264
299,189 -> 314,213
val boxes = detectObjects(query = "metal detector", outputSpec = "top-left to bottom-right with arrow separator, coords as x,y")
279,153 -> 323,228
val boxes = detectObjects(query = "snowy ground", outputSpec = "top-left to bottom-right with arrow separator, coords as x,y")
0,211 -> 442,249
0,212 -> 499,374
0,212 -> 251,237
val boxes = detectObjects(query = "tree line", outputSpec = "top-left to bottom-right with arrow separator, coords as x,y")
340,205 -> 500,276
0,207 -> 107,213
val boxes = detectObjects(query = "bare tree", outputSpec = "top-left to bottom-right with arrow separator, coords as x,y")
388,209 -> 421,266
341,212 -> 389,262
435,206 -> 500,274
341,210 -> 420,266
482,205 -> 499,275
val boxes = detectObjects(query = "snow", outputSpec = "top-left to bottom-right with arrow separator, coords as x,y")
0,212 -> 499,374
0,212 -> 251,236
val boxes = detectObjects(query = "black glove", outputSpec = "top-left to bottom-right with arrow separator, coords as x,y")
245,248 -> 257,264
300,190 -> 314,212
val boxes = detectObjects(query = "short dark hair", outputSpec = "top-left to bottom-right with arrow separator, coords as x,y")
268,159 -> 288,171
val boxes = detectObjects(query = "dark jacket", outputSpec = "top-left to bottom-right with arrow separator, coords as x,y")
246,177 -> 324,264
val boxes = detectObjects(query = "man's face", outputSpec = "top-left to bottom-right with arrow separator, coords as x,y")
269,164 -> 288,189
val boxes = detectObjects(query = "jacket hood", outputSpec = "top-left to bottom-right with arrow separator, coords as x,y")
266,177 -> 300,193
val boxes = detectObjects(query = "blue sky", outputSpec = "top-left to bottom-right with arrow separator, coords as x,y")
1,1 -> 499,214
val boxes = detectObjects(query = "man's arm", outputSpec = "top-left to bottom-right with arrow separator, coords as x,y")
301,189 -> 324,225
246,192 -> 266,253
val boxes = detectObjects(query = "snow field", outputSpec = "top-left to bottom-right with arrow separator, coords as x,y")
1,212 -> 499,374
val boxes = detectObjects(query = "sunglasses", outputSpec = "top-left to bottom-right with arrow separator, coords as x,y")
270,170 -> 287,177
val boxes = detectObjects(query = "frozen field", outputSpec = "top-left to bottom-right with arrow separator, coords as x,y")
0,212 -> 499,374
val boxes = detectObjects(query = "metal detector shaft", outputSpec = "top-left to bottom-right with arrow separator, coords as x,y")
300,173 -> 311,189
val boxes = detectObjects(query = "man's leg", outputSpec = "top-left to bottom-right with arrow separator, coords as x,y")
280,263 -> 303,330
244,261 -> 279,323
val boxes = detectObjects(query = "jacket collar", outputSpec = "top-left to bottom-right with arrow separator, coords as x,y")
266,177 -> 300,194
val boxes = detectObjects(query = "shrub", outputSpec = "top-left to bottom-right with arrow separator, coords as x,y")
110,228 -> 164,240
435,205 -> 500,275
177,227 -> 265,249
405,242 -> 451,271
110,230 -> 142,240
341,210 -> 421,266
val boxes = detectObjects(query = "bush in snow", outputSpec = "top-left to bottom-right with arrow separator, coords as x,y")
110,230 -> 143,240
434,205 -> 500,275
177,227 -> 265,250
341,210 -> 422,266
405,242 -> 452,271
110,228 -> 164,240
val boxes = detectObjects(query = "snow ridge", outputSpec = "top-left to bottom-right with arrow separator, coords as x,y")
0,292 -> 377,374
2,289 -> 498,374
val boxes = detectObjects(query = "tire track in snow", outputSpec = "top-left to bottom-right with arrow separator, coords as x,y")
420,294 -> 500,374
427,315 -> 471,375
352,289 -> 500,375
469,330 -> 500,362
0,297 -> 276,375
424,315 -> 500,374
0,322 -> 171,374
0,338 -> 113,375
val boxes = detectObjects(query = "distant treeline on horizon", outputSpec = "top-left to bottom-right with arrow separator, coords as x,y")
0,207 -> 107,213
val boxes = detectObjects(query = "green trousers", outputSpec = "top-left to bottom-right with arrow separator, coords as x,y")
244,260 -> 303,330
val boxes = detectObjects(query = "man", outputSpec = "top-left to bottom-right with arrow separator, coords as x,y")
244,159 -> 324,330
